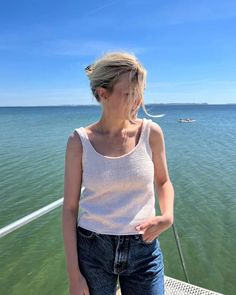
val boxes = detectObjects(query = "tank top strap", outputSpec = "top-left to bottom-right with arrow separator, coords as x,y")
74,127 -> 89,150
142,118 -> 153,159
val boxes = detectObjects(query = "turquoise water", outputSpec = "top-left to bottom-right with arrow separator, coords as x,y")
0,105 -> 235,295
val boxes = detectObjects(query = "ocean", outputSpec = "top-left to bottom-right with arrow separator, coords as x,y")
0,104 -> 235,295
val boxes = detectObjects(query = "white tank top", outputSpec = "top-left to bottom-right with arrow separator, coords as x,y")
74,118 -> 156,235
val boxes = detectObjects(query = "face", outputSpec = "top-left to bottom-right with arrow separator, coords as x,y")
100,72 -> 141,119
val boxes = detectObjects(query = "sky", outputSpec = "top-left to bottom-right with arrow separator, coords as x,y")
0,0 -> 236,106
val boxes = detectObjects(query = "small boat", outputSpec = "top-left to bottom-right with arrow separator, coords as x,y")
178,118 -> 196,123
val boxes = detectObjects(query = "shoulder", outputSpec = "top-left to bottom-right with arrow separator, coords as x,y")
149,121 -> 164,141
148,121 -> 165,151
83,122 -> 100,136
66,129 -> 83,156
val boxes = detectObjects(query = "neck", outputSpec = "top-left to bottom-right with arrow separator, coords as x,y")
97,114 -> 134,135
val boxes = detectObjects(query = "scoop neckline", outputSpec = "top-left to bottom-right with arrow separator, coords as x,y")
82,118 -> 146,160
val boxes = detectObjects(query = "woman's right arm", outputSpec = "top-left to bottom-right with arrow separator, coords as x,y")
62,131 -> 89,295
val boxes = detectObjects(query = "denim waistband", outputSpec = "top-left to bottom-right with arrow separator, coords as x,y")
77,225 -> 142,240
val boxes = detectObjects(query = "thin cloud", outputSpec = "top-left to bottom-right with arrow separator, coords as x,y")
119,0 -> 236,28
0,34 -> 155,56
148,79 -> 236,88
85,0 -> 124,16
0,87 -> 96,106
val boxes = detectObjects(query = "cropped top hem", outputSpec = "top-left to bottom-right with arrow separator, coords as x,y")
77,221 -> 157,236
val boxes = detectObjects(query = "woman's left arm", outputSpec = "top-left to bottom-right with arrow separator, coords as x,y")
151,122 -> 174,223
135,122 -> 174,240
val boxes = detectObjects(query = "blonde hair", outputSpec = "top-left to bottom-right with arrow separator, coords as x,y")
85,51 -> 164,121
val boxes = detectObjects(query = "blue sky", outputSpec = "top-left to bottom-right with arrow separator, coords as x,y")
0,0 -> 235,106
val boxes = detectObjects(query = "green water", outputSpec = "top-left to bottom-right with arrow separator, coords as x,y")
0,105 -> 235,294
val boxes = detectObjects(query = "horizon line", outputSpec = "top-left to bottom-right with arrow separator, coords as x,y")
0,102 -> 236,107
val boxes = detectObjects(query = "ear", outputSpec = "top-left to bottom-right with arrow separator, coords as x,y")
96,87 -> 108,101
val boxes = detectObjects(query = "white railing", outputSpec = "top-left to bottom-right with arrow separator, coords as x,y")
0,198 -> 63,238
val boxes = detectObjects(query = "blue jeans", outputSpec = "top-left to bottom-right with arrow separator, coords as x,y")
76,225 -> 164,295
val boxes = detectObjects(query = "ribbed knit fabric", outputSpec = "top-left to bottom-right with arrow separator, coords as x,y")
74,118 -> 156,235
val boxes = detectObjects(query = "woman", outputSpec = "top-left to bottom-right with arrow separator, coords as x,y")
62,52 -> 174,295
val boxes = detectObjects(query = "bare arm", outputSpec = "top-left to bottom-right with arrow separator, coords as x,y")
150,122 -> 175,224
135,122 -> 174,239
62,131 -> 83,281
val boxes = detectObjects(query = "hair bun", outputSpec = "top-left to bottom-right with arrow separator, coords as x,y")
85,64 -> 94,76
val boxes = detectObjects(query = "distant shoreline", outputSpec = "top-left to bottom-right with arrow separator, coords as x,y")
0,103 -> 235,107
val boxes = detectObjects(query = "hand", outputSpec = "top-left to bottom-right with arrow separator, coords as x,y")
69,273 -> 90,295
135,215 -> 173,243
